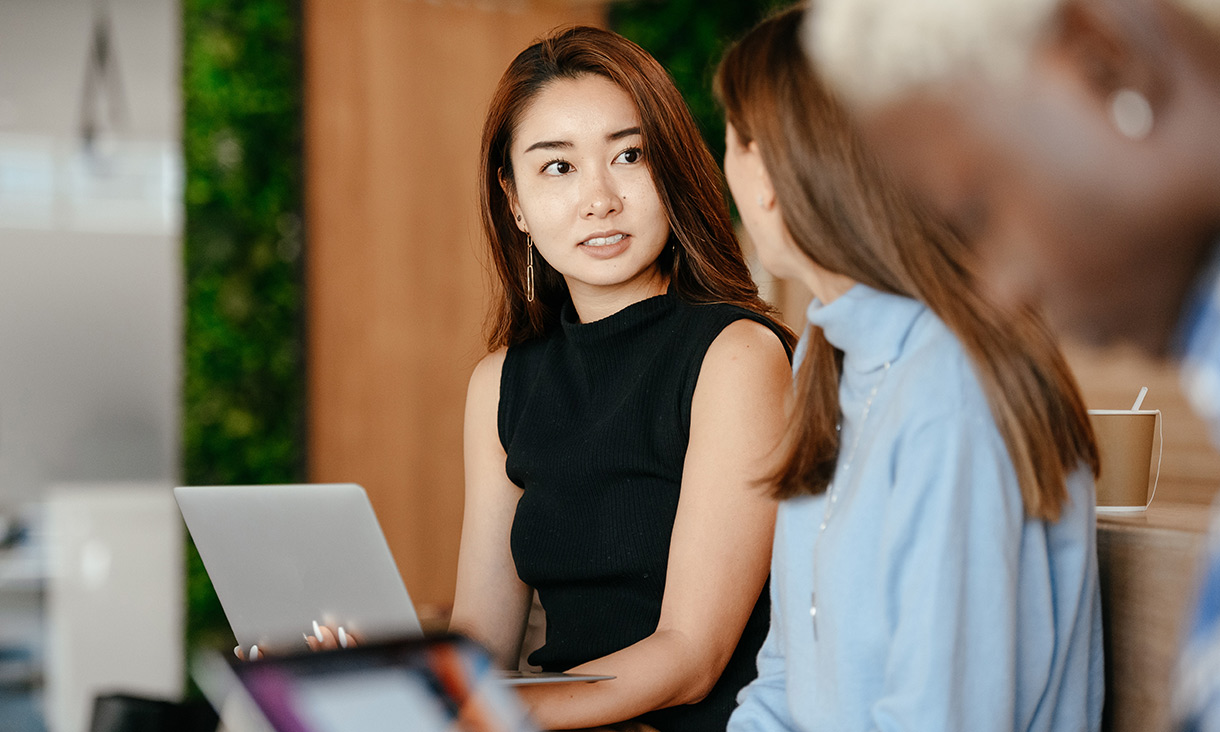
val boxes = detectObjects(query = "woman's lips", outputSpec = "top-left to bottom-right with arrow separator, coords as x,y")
578,232 -> 630,259
582,233 -> 626,247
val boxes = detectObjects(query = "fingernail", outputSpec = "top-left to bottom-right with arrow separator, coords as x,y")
338,627 -> 347,648
303,632 -> 311,645
250,644 -> 260,660
313,620 -> 322,639
233,645 -> 242,659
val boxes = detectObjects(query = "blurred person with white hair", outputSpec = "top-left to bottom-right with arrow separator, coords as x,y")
806,1 -> 1220,729
808,0 -> 1220,416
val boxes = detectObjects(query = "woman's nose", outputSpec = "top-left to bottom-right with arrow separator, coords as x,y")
582,169 -> 622,218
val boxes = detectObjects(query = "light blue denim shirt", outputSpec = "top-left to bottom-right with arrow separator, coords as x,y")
1179,240 -> 1220,445
1173,238 -> 1220,731
729,284 -> 1104,732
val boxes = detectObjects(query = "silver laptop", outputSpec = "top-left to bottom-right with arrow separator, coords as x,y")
176,482 -> 613,687
175,483 -> 423,651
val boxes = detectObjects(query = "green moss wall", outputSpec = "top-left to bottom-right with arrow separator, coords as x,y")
182,0 -> 305,659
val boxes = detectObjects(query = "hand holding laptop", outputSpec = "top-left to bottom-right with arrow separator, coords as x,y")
234,620 -> 363,661
306,621 -> 360,651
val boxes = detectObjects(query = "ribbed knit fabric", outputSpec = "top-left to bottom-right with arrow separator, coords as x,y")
500,290 -> 788,732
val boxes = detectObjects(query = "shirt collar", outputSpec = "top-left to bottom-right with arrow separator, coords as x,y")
806,283 -> 925,373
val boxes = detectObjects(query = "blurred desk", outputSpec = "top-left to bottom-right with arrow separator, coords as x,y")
1098,501 -> 1213,732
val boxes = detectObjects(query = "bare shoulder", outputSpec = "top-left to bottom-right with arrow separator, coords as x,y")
467,347 -> 508,401
465,347 -> 509,440
702,318 -> 790,375
692,318 -> 791,412
687,318 -> 789,494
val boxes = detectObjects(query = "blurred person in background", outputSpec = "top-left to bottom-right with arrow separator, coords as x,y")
806,0 -> 1220,728
716,6 -> 1103,730
450,26 -> 795,732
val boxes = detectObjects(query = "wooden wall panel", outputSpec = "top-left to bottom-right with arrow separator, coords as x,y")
304,0 -> 604,614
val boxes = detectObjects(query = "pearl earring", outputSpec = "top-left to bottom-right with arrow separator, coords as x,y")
1110,88 -> 1153,140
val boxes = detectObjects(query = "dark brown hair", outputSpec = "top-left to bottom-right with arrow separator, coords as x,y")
479,25 -> 793,350
716,5 -> 1098,520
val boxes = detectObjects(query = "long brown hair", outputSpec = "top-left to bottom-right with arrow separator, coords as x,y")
716,5 -> 1098,520
480,26 -> 793,350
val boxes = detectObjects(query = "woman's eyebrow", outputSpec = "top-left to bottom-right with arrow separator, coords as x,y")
523,126 -> 641,154
523,138 -> 572,153
608,126 -> 641,141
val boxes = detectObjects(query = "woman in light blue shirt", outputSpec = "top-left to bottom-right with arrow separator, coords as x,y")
714,6 -> 1104,731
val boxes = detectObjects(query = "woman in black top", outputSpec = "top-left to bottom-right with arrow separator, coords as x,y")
451,27 -> 794,731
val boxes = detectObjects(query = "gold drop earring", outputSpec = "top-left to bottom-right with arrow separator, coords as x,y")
526,235 -> 535,303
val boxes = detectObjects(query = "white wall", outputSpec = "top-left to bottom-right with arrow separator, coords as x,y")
0,1 -> 183,730
0,0 -> 180,507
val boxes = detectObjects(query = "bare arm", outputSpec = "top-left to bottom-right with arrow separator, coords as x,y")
449,348 -> 534,670
518,319 -> 789,729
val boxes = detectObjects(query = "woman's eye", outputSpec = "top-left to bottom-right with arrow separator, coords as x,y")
542,160 -> 572,176
615,147 -> 643,165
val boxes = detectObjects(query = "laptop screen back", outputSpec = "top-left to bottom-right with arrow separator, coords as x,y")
175,484 -> 421,649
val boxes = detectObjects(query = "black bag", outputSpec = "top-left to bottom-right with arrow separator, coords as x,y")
88,693 -> 218,732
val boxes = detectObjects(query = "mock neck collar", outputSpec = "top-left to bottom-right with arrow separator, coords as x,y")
806,283 -> 925,373
560,289 -> 676,343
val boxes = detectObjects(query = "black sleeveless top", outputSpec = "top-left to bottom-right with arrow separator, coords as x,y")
499,291 -> 788,732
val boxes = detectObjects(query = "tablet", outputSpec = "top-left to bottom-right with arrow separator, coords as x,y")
196,634 -> 539,732
175,483 -> 422,650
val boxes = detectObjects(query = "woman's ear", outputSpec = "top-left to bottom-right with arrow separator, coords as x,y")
749,141 -> 779,211
498,167 -> 528,233
1051,0 -> 1167,118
